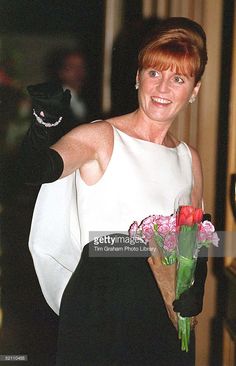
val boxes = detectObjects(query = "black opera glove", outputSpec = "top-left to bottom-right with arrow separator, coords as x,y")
27,81 -> 71,127
18,82 -> 69,184
25,82 -> 73,148
172,247 -> 208,317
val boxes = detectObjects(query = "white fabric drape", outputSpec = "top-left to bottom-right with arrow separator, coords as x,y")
29,173 -> 81,314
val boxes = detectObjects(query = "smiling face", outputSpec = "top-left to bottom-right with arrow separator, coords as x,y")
136,18 -> 207,126
136,67 -> 200,125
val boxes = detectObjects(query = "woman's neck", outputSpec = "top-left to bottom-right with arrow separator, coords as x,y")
127,110 -> 173,145
107,110 -> 178,147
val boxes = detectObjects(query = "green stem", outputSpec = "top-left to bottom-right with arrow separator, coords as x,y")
176,256 -> 196,352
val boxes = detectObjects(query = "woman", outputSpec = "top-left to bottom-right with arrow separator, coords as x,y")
20,17 -> 208,365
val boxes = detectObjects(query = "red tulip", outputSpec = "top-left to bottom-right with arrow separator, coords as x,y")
177,206 -> 194,226
194,208 -> 203,223
176,205 -> 203,227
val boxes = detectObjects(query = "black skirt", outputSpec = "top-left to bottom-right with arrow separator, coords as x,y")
56,235 -> 195,366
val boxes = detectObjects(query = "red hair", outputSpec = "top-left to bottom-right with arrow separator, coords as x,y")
138,18 -> 207,83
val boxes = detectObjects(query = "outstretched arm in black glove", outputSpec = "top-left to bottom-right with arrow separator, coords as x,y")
18,82 -> 74,185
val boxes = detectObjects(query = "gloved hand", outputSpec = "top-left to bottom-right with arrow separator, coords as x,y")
172,246 -> 208,317
18,82 -> 70,184
27,81 -> 71,127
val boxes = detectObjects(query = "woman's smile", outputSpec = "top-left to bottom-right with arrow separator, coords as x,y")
151,96 -> 172,106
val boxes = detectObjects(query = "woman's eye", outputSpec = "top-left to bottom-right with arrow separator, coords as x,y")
149,70 -> 160,78
174,76 -> 184,84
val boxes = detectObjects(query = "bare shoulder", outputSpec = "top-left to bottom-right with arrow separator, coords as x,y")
51,120 -> 115,178
187,145 -> 202,169
67,120 -> 114,143
169,135 -> 202,171
67,114 -> 131,144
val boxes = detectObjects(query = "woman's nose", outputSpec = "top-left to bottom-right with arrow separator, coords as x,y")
156,78 -> 170,93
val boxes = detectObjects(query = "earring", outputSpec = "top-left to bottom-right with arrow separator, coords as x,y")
135,81 -> 139,90
189,95 -> 196,104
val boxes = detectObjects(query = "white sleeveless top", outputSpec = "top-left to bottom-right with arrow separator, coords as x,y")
28,125 -> 193,314
76,126 -> 193,245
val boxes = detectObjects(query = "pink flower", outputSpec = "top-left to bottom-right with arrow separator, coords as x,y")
212,232 -> 220,247
168,215 -> 177,232
142,215 -> 155,225
142,224 -> 154,241
140,215 -> 156,241
163,232 -> 177,251
129,221 -> 139,237
197,220 -> 219,247
153,214 -> 162,221
197,230 -> 208,242
156,214 -> 176,236
158,223 -> 171,236
200,220 -> 215,233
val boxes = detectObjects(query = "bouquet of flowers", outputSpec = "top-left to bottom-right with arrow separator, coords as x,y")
129,206 -> 219,352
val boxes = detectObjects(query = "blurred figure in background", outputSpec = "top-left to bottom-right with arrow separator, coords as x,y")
45,48 -> 89,125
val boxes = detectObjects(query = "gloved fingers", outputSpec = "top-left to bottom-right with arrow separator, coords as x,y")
27,83 -> 71,125
27,83 -> 71,111
173,298 -> 185,313
173,304 -> 202,317
28,88 -> 71,106
31,92 -> 70,112
180,309 -> 199,318
173,296 -> 203,317
202,213 -> 211,221
27,82 -> 62,98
